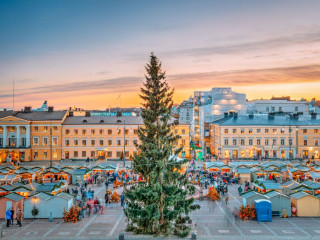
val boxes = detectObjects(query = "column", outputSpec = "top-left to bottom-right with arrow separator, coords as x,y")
3,126 -> 7,147
16,126 -> 20,147
26,125 -> 30,147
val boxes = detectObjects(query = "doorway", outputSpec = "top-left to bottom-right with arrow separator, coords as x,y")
65,151 -> 69,159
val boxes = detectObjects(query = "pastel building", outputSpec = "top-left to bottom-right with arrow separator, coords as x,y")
210,113 -> 320,160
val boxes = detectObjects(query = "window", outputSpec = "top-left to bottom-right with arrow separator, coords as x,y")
99,140 -> 104,146
53,150 -> 57,158
281,139 -> 285,146
44,126 -> 48,131
74,151 -> 78,157
44,151 -> 47,158
65,139 -> 70,146
134,129 -> 138,134
303,139 -> 308,146
224,129 -> 229,134
315,139 -> 319,146
91,151 -> 95,157
82,139 -> 86,146
91,129 -> 95,135
65,129 -> 70,135
241,129 -> 245,134
233,139 -> 237,145
273,129 -> 277,134
265,129 -> 269,133
116,152 -> 121,157
82,129 -> 86,135
99,129 -> 104,135
281,129 -> 285,134
108,129 -> 112,135
266,107 -> 269,112
249,139 -> 253,145
74,129 -> 78,135
107,151 -> 112,158
125,140 -> 129,146
289,139 -> 293,146
273,139 -> 277,145
53,126 -> 58,131
125,129 -> 129,135
182,140 -> 186,146
74,139 -> 78,146
272,107 -> 275,111
257,139 -> 261,145
82,151 -> 86,157
295,107 -> 298,111
224,139 -> 229,146
279,107 -> 282,111
108,140 -> 112,146
43,137 -> 48,146
314,129 -> 319,134
249,129 -> 253,134
117,140 -> 121,146
117,129 -> 121,135
303,129 -> 307,134
91,139 -> 95,146
53,137 -> 58,146
182,129 -> 186,134
34,126 -> 38,131
257,129 -> 261,133
233,129 -> 237,134
265,139 -> 269,145
133,139 -> 138,145
240,139 -> 245,145
34,151 -> 38,158
33,137 -> 39,145
125,151 -> 129,157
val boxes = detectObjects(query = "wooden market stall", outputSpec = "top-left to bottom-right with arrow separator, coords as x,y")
264,190 -> 292,217
0,193 -> 24,219
241,190 -> 267,206
290,191 -> 320,217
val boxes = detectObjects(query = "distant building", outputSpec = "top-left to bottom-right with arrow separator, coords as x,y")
178,98 -> 193,125
191,87 -> 246,151
247,98 -> 309,115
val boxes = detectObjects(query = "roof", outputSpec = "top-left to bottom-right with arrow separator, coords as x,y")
264,190 -> 289,199
241,191 -> 265,199
0,110 -> 13,118
290,191 -> 312,200
308,172 -> 320,180
301,180 -> 320,189
282,180 -> 301,190
33,192 -> 52,201
237,168 -> 251,174
4,193 -> 24,202
55,192 -> 74,201
14,110 -> 67,121
212,114 -> 320,126
0,185 -> 15,191
262,182 -> 283,190
62,116 -> 144,125
72,169 -> 91,175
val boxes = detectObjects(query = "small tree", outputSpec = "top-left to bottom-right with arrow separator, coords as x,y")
31,206 -> 39,220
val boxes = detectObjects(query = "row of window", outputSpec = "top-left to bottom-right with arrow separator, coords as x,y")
223,128 -> 319,134
223,138 -> 319,146
64,138 -> 137,147
69,151 -> 134,158
33,126 -> 58,131
34,150 -> 58,159
33,137 -> 58,146
266,106 -> 299,112
65,129 -> 138,135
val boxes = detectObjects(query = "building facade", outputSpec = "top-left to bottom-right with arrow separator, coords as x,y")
0,108 -> 67,162
210,113 -> 320,160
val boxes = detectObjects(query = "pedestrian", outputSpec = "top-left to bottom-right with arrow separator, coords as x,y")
120,193 -> 125,207
105,192 -> 109,206
5,209 -> 12,227
225,195 -> 229,205
10,208 -> 14,225
16,209 -> 23,227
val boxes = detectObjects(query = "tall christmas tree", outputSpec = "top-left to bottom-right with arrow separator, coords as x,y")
124,53 -> 200,237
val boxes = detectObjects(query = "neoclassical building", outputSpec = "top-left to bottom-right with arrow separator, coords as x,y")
210,113 -> 320,160
0,108 -> 67,162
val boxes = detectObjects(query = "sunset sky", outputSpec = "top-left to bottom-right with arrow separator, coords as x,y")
1,0 -> 320,110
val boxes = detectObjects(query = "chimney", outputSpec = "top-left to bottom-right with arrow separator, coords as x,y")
293,113 -> 299,120
249,113 -> 254,119
224,112 -> 228,118
229,111 -> 234,118
85,111 -> 91,117
69,111 -> 74,117
233,112 -> 238,119
48,106 -> 54,112
24,106 -> 32,113
268,112 -> 275,120
311,112 -> 317,119
116,111 -> 122,117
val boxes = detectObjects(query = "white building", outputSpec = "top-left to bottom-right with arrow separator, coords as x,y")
247,98 -> 309,115
191,87 -> 247,151
178,98 -> 193,124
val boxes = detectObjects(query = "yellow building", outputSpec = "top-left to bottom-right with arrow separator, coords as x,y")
0,107 -> 67,162
210,113 -> 320,160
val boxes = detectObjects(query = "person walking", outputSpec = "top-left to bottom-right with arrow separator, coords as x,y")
120,193 -> 125,207
17,209 -> 23,227
5,209 -> 12,227
225,195 -> 229,205
10,208 -> 14,225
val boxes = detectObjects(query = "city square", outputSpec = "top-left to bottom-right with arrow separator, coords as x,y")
1,1 -> 320,239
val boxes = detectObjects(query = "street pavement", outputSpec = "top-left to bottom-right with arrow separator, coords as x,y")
2,181 -> 320,240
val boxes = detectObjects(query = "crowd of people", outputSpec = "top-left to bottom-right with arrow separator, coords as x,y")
5,208 -> 23,227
